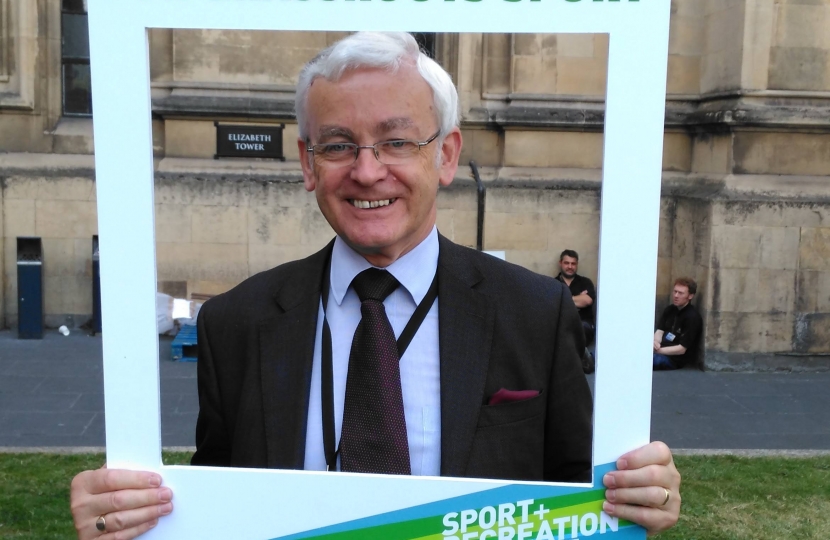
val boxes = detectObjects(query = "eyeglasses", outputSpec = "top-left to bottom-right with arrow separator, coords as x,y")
306,131 -> 441,167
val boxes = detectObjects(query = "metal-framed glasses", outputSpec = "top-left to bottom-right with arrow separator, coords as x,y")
307,131 -> 441,167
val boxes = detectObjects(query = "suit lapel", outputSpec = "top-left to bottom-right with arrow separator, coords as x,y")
437,236 -> 495,477
258,243 -> 332,469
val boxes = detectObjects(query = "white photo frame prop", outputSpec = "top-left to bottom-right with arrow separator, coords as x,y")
88,1 -> 670,538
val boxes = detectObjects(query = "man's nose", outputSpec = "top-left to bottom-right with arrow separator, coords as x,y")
350,146 -> 386,184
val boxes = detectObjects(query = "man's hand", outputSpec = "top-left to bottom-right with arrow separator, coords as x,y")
70,467 -> 173,539
602,441 -> 680,535
652,330 -> 664,352
572,291 -> 593,309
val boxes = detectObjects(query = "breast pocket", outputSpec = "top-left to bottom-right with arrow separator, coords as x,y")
466,392 -> 546,481
477,391 -> 545,427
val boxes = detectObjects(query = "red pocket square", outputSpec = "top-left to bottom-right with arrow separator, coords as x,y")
488,388 -> 540,406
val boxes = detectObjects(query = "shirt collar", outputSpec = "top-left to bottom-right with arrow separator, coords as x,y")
329,227 -> 439,306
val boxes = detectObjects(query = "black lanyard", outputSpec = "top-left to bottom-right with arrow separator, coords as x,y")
319,259 -> 439,471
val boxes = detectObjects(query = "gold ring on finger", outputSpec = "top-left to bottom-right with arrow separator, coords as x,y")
661,488 -> 671,506
96,515 -> 107,533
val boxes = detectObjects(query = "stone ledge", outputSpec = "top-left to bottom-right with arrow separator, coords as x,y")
472,165 -> 602,188
703,350 -> 830,373
151,89 -> 830,133
486,103 -> 606,131
480,98 -> 830,132
1,154 -> 828,205
152,93 -> 295,120
0,92 -> 35,111
0,152 -> 95,177
52,117 -> 94,155
663,173 -> 830,204
156,156 -> 304,182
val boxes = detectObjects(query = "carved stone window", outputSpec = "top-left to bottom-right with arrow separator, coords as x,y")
62,0 -> 92,116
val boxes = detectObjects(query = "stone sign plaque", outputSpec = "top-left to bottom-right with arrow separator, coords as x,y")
215,123 -> 284,160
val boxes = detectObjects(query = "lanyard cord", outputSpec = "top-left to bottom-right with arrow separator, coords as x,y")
319,260 -> 439,471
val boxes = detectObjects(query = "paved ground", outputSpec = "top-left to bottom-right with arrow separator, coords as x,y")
0,330 -> 196,448
1,329 -> 829,451
650,369 -> 830,450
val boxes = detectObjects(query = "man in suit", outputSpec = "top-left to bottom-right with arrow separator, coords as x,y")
70,32 -> 680,539
190,233 -> 591,482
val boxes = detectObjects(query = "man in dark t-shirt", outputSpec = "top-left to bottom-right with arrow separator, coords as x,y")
555,249 -> 596,345
653,277 -> 703,370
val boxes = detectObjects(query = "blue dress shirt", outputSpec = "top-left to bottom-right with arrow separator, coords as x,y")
303,228 -> 441,475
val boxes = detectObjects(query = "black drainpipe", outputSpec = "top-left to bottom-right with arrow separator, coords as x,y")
469,160 -> 485,251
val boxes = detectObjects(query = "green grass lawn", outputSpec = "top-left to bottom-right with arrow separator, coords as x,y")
0,454 -> 828,539
0,452 -> 192,540
660,455 -> 830,540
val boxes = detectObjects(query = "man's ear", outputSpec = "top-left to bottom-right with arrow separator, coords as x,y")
438,128 -> 463,188
298,138 -> 317,192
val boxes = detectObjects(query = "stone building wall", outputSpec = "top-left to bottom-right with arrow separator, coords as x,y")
2,0 -> 830,370
1,156 -> 97,329
0,160 -> 600,328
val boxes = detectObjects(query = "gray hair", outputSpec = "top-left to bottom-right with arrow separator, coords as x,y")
295,32 -> 459,141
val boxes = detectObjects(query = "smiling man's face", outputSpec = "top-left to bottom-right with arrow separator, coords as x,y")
298,64 -> 462,267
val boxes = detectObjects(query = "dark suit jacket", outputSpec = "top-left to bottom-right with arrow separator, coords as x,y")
191,235 -> 592,482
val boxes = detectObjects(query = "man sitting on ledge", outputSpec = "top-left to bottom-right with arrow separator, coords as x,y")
653,277 -> 703,371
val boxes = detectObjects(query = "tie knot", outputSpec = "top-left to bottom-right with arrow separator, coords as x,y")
352,268 -> 399,302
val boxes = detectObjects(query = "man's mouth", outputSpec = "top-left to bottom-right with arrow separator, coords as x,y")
350,198 -> 396,209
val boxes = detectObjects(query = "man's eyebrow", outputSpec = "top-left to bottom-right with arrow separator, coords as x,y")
377,118 -> 414,134
317,126 -> 354,140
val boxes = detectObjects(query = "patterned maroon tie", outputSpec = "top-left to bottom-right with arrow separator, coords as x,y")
340,268 -> 411,474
